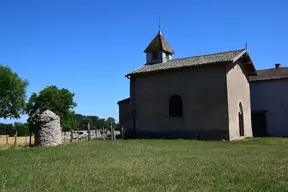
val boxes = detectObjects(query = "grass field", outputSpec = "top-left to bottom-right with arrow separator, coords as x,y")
0,138 -> 287,192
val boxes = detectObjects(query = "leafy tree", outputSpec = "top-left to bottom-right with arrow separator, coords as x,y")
26,85 -> 77,129
87,116 -> 100,129
98,118 -> 107,128
106,117 -> 116,128
14,122 -> 29,136
62,112 -> 77,131
72,114 -> 117,130
0,122 -> 29,136
0,65 -> 29,119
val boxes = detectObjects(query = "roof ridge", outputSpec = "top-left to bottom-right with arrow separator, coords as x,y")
158,33 -> 164,51
256,66 -> 288,71
170,48 -> 246,62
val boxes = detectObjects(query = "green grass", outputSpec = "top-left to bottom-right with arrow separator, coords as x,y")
0,138 -> 287,192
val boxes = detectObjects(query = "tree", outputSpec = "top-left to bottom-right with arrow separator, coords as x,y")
26,85 -> 77,128
0,65 -> 29,119
106,117 -> 116,128
87,116 -> 100,129
72,114 -> 117,130
62,112 -> 77,131
13,122 -> 29,136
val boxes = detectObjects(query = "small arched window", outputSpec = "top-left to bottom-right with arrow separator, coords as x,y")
169,95 -> 183,117
239,102 -> 244,136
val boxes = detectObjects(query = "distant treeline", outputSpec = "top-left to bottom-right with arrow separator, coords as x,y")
0,114 -> 118,136
72,114 -> 117,131
1,65 -> 120,135
0,122 -> 29,136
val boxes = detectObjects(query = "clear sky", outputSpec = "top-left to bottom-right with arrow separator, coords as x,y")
0,0 -> 287,123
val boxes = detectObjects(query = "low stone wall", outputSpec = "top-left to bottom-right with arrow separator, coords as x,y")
61,130 -> 109,141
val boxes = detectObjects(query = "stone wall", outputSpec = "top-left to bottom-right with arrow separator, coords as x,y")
118,102 -> 132,131
251,79 -> 288,136
226,58 -> 253,140
61,130 -> 105,141
130,64 -> 230,140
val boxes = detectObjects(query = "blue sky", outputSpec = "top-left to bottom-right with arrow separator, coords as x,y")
0,0 -> 287,123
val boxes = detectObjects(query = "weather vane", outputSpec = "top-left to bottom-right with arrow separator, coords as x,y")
158,17 -> 161,34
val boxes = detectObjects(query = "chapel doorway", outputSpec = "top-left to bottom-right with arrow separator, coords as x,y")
251,111 -> 267,137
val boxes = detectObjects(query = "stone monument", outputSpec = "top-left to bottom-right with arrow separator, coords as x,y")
34,110 -> 62,147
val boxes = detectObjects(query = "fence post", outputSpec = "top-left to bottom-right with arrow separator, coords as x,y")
110,124 -> 113,140
102,126 -> 104,140
5,127 -> 8,144
70,130 -> 73,143
13,130 -> 18,148
77,128 -> 80,141
88,123 -> 91,141
121,126 -> 125,140
113,127 -> 115,140
6,134 -> 9,144
29,131 -> 32,147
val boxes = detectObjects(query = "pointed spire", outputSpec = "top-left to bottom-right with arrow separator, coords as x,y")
158,17 -> 162,35
245,43 -> 248,50
144,21 -> 174,54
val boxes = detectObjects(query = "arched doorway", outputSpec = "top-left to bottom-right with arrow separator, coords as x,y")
238,102 -> 244,136
169,95 -> 183,117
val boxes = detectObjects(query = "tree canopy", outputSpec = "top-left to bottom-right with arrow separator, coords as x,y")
0,122 -> 29,136
0,65 -> 29,119
0,65 -> 118,133
74,114 -> 117,130
26,85 -> 77,126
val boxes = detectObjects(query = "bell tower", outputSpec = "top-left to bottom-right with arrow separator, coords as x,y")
144,29 -> 174,64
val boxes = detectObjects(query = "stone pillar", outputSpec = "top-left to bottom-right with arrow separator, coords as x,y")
34,110 -> 62,147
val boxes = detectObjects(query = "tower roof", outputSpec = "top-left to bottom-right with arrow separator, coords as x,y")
144,32 -> 174,54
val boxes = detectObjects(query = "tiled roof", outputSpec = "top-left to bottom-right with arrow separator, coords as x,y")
144,32 -> 174,54
250,67 -> 288,81
128,49 -> 247,76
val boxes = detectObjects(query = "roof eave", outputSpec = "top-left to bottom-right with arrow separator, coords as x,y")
126,61 -> 230,77
144,48 -> 175,54
250,76 -> 288,82
233,49 -> 257,76
165,49 -> 175,54
117,98 -> 130,105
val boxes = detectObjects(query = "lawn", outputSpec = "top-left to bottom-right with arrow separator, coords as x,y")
0,138 -> 287,192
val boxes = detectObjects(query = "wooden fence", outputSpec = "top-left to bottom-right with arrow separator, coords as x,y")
0,127 -> 125,148
0,131 -> 32,148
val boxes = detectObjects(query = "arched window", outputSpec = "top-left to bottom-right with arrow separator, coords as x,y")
238,102 -> 244,136
169,95 -> 183,117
